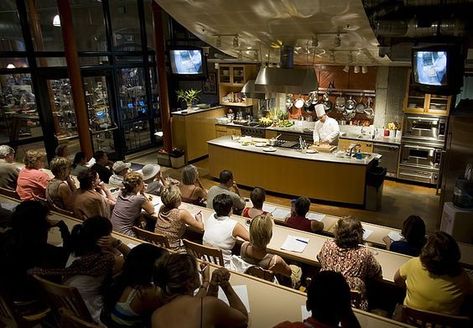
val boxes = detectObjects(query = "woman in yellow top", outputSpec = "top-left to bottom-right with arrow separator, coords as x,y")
394,231 -> 473,315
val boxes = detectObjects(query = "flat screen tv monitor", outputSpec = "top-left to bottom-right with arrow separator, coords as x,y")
411,44 -> 464,95
169,47 -> 206,79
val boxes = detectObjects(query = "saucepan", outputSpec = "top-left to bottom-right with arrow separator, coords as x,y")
294,98 -> 304,109
269,134 -> 282,146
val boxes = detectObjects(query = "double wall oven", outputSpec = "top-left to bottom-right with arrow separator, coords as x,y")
399,115 -> 447,185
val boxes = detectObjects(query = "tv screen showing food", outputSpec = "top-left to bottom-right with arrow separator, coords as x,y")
169,49 -> 203,75
413,50 -> 448,86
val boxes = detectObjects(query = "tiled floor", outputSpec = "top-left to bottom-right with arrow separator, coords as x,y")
130,151 -> 441,232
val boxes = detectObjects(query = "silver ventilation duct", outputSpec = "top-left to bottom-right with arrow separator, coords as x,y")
255,45 -> 318,94
376,18 -> 465,37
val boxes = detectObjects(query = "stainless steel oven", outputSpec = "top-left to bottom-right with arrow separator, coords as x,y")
398,166 -> 440,185
400,142 -> 443,169
403,115 -> 447,142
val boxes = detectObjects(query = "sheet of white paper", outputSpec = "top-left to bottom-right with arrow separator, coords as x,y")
262,204 -> 276,213
306,212 -> 325,222
0,202 -> 17,211
301,305 -> 311,321
127,243 -> 138,249
218,285 -> 250,313
281,235 -> 309,253
362,226 -> 373,240
388,231 -> 403,242
272,208 -> 291,219
151,197 -> 161,207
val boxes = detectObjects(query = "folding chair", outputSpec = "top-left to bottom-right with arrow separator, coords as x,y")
132,226 -> 170,249
182,239 -> 225,266
401,304 -> 471,328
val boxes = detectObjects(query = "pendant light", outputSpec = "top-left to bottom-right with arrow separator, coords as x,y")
53,14 -> 61,27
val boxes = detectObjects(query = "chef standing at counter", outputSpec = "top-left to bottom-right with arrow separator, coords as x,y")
312,104 -> 340,146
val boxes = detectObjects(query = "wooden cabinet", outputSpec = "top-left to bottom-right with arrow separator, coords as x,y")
338,139 -> 373,153
403,72 -> 452,116
215,125 -> 241,137
218,64 -> 257,107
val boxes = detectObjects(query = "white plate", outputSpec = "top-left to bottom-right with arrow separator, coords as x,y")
254,142 -> 268,147
263,147 -> 277,152
306,149 -> 317,154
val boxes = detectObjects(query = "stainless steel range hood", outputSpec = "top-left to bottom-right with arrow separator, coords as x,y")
255,45 -> 318,94
241,80 -> 266,99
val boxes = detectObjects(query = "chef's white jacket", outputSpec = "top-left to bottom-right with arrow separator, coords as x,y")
313,117 -> 340,145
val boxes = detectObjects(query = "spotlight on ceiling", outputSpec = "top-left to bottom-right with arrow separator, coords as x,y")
237,51 -> 242,60
216,36 -> 222,48
354,66 -> 360,74
362,66 -> 368,74
334,33 -> 341,48
53,14 -> 61,27
233,35 -> 239,48
6,63 -> 15,69
343,65 -> 349,73
312,35 -> 319,47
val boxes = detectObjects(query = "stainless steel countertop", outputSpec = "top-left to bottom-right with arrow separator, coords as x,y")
208,136 -> 379,166
171,105 -> 224,116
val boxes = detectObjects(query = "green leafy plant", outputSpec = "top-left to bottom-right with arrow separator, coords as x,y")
176,89 -> 201,108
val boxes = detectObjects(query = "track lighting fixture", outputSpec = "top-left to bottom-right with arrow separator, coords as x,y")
53,14 -> 61,27
312,35 -> 319,47
354,66 -> 360,74
233,35 -> 239,48
334,33 -> 341,47
362,66 -> 368,74
343,65 -> 349,73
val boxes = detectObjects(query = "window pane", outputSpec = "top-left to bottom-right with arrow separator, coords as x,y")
71,0 -> 107,51
26,0 -> 64,51
48,78 -> 78,140
0,2 -> 25,51
144,0 -> 154,50
36,57 -> 67,67
0,73 -> 42,144
0,58 -> 29,69
110,0 -> 142,51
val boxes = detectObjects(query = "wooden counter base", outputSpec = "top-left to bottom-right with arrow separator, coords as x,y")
209,143 -> 369,205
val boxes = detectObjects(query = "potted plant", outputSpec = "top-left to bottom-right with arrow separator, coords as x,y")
176,89 -> 201,109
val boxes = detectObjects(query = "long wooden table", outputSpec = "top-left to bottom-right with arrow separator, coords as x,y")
0,195 -> 413,328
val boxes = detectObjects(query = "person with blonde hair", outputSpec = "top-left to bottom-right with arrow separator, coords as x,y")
240,213 -> 293,278
179,164 -> 207,206
317,217 -> 382,310
16,150 -> 49,200
154,184 -> 204,251
0,145 -> 19,190
46,157 -> 76,211
111,171 -> 157,237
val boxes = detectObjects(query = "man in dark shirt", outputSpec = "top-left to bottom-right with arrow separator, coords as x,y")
285,197 -> 324,233
91,151 -> 113,183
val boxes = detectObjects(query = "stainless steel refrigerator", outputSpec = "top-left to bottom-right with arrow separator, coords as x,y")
440,99 -> 473,205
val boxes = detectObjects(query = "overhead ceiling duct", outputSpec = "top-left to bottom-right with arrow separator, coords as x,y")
375,18 -> 465,37
255,45 -> 318,94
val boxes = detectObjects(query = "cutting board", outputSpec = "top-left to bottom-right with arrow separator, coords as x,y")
311,144 -> 337,153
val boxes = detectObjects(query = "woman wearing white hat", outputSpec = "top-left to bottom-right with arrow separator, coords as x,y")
313,104 -> 340,146
139,163 -> 165,196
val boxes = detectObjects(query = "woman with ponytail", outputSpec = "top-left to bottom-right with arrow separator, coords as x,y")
111,171 -> 158,237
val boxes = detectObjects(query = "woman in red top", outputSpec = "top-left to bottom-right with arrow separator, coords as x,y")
285,197 -> 324,233
16,150 -> 49,200
242,187 -> 267,219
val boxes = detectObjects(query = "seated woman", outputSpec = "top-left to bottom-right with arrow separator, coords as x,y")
73,169 -> 115,220
16,150 -> 49,201
203,194 -> 249,267
274,271 -> 360,328
32,216 -> 130,323
46,157 -> 76,211
242,187 -> 267,220
383,215 -> 426,256
394,231 -> 473,315
317,217 -> 382,310
72,151 -> 88,176
111,172 -> 158,237
151,253 -> 248,328
240,214 -> 293,279
154,185 -> 204,252
178,164 -> 207,206
0,201 -> 70,303
285,196 -> 324,233
104,243 -> 168,327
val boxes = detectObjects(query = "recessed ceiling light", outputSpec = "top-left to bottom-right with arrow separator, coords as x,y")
53,14 -> 61,27
343,24 -> 359,31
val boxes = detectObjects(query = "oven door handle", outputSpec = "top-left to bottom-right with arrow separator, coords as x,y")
407,116 -> 441,122
403,144 -> 435,151
399,171 -> 432,179
410,127 -> 434,131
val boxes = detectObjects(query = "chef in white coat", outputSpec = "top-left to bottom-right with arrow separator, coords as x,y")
313,104 -> 340,146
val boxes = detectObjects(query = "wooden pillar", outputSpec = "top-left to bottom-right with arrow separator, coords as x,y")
152,2 -> 172,152
56,0 -> 93,159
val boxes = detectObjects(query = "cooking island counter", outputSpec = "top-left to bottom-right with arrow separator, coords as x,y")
208,136 -> 378,206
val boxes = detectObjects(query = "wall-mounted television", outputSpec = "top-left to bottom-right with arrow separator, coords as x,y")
169,47 -> 207,79
411,44 -> 464,95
